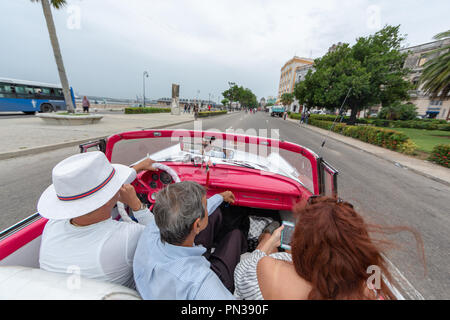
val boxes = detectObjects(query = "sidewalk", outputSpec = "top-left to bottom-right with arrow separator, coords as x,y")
0,112 -> 195,160
287,117 -> 450,186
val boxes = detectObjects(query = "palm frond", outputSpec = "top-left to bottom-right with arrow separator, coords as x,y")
433,30 -> 450,40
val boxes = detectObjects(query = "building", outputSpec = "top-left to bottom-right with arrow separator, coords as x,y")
266,96 -> 277,105
401,38 -> 450,120
277,56 -> 314,113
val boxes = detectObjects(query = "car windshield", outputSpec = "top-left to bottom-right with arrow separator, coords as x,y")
109,131 -> 316,192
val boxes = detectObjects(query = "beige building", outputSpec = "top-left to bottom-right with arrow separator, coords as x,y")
277,56 -> 314,108
401,39 -> 450,120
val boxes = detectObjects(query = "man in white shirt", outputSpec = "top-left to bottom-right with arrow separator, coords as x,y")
38,151 -> 157,288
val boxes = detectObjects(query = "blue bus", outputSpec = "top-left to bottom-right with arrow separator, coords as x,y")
0,78 -> 76,114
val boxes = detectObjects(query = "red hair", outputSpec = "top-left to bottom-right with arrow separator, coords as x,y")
290,196 -> 425,300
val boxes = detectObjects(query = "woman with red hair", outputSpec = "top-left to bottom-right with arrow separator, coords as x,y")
234,196 -> 425,300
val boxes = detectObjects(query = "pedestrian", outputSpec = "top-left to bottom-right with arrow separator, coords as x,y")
184,104 -> 187,113
283,111 -> 287,120
82,96 -> 90,113
300,112 -> 305,124
305,110 -> 310,124
194,104 -> 199,120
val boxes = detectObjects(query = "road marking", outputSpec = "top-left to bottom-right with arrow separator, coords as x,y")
381,253 -> 425,300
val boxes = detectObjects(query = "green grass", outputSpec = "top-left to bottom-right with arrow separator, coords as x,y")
393,128 -> 450,153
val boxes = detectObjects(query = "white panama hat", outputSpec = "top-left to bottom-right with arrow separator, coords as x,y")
38,151 -> 136,220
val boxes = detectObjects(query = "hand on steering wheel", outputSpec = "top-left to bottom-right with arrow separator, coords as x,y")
136,163 -> 181,212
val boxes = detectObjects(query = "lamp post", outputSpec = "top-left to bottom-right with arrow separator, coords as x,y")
143,71 -> 149,108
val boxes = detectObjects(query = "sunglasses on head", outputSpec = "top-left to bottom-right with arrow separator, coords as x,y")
307,195 -> 354,209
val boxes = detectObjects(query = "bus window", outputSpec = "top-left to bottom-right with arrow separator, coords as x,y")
14,86 -> 25,94
34,88 -> 42,94
25,87 -> 34,95
0,84 -> 14,98
57,89 -> 63,96
41,87 -> 51,95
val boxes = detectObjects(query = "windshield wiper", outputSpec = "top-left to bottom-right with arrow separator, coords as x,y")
221,159 -> 257,169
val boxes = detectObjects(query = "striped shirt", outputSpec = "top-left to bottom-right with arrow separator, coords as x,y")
234,249 -> 292,300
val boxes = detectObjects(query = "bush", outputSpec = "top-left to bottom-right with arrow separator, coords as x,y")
124,107 -> 171,114
289,113 -> 302,120
198,110 -> 227,117
428,144 -> 450,168
308,119 -> 416,154
364,118 -> 450,131
378,103 -> 418,121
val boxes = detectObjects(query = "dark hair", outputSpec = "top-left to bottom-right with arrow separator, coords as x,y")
290,196 -> 425,300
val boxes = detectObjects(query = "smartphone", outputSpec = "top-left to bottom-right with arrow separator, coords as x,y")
280,221 -> 295,250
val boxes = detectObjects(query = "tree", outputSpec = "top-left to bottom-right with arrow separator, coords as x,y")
32,0 -> 75,113
295,43 -> 371,122
294,25 -> 411,124
222,84 -> 257,109
221,98 -> 230,107
420,30 -> 450,98
280,93 -> 294,108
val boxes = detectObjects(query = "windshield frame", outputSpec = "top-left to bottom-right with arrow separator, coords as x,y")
105,129 -> 322,194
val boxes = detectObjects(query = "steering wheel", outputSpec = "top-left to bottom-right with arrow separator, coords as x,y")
116,163 -> 181,222
136,163 -> 181,210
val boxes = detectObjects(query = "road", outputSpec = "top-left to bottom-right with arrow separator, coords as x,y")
0,111 -> 448,299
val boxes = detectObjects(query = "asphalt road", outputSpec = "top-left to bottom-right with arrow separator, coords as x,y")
0,111 -> 448,299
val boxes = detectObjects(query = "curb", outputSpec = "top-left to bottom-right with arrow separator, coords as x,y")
286,117 -> 450,187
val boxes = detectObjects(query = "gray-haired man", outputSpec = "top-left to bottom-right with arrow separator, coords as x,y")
133,181 -> 247,299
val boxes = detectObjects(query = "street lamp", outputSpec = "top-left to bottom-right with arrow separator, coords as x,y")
143,71 -> 149,108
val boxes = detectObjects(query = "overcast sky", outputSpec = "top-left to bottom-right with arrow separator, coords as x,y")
1,0 -> 449,101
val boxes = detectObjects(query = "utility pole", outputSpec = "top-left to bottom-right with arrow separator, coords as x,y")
143,71 -> 149,108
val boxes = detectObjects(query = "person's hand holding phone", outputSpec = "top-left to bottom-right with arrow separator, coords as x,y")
258,225 -> 284,255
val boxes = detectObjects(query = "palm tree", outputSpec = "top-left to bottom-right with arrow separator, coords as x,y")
420,30 -> 450,99
32,0 -> 75,113
281,93 -> 294,108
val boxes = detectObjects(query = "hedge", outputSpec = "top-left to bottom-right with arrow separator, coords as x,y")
308,119 -> 417,155
198,110 -> 227,117
369,119 -> 450,131
307,114 -> 450,131
124,107 -> 171,114
428,144 -> 450,168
